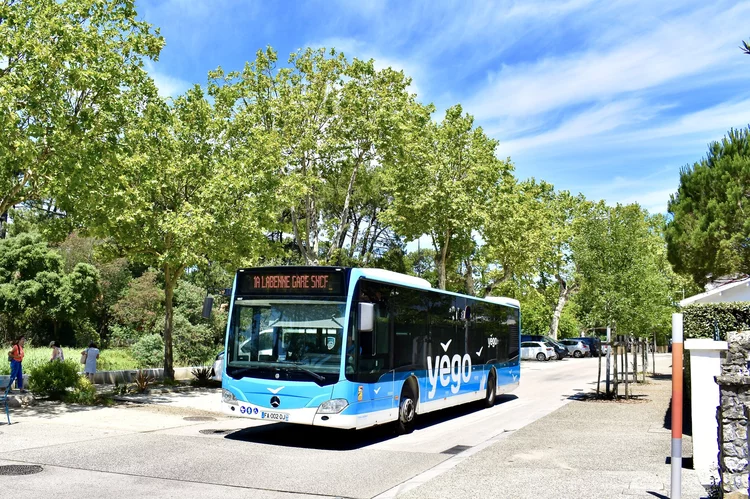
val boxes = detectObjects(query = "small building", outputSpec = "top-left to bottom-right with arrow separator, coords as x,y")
679,276 -> 750,307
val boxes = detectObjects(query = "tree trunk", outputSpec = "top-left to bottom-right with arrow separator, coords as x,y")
437,229 -> 450,290
464,258 -> 474,296
328,162 -> 361,261
290,205 -> 307,262
349,211 -> 361,259
162,264 -> 179,381
548,275 -> 570,340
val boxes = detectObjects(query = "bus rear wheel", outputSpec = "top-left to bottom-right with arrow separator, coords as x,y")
396,386 -> 417,435
484,372 -> 496,408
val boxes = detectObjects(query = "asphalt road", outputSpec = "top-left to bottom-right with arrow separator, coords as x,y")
0,356 -> 606,499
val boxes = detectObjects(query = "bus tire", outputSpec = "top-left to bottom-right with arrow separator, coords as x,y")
484,371 -> 496,408
396,385 -> 417,435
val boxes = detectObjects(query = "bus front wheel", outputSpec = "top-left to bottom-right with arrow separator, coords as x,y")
396,387 -> 417,435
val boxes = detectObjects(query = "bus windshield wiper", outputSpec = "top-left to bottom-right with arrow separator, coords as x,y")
280,365 -> 325,382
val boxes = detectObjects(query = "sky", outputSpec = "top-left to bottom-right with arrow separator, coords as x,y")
136,0 -> 750,215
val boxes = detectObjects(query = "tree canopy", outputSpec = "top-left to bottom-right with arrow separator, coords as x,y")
0,0 -> 163,216
666,127 -> 750,286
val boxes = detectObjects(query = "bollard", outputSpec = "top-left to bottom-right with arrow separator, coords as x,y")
671,313 -> 683,499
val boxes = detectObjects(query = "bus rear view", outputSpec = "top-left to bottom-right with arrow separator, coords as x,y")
221,266 -> 520,433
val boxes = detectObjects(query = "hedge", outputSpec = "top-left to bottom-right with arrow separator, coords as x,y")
682,302 -> 750,340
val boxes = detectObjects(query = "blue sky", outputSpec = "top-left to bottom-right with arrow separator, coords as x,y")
137,0 -> 750,215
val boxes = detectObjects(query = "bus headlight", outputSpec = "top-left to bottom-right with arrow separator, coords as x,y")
222,389 -> 238,405
317,398 -> 348,414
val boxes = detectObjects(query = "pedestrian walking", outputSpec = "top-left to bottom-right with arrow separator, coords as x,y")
6,336 -> 26,393
81,342 -> 99,382
49,341 -> 64,362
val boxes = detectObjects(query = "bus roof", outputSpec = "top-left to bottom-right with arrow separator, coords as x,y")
484,296 -> 521,308
358,268 -> 432,290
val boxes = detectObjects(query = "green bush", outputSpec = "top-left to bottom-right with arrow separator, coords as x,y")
683,302 -> 750,340
73,319 -> 100,348
173,313 -> 217,366
131,334 -> 164,368
28,360 -> 81,398
65,376 -> 97,405
108,323 -> 140,347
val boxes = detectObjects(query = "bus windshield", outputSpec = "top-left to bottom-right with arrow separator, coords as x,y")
227,300 -> 346,383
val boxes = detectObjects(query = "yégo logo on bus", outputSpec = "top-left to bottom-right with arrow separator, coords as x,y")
426,339 -> 471,399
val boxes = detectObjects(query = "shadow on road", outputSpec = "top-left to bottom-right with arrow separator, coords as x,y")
224,394 -> 518,450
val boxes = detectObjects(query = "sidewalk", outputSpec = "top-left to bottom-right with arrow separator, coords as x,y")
399,354 -> 710,499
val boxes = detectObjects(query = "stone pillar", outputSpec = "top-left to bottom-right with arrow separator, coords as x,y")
715,331 -> 750,498
686,338 -> 728,481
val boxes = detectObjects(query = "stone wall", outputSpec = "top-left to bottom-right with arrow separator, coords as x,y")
716,331 -> 750,498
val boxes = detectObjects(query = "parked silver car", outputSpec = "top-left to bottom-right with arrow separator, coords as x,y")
559,339 -> 590,358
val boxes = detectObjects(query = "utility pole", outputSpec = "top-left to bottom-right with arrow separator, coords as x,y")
606,325 -> 611,396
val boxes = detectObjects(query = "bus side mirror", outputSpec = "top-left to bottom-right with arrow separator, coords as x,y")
201,295 -> 214,319
358,303 -> 375,332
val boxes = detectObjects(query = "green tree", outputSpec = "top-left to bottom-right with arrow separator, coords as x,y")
0,232 -> 99,344
479,179 -> 554,296
537,191 -> 587,339
666,127 -> 750,286
574,203 -> 676,338
384,104 -> 512,289
67,85 -> 281,379
0,0 -> 163,216
214,48 -> 422,265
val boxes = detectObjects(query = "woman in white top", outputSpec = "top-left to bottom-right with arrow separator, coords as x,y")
81,342 -> 100,382
49,341 -> 64,362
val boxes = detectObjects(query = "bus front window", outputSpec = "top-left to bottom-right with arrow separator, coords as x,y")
227,300 -> 346,384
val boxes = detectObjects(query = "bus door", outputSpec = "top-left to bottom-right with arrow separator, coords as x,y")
354,283 -> 395,421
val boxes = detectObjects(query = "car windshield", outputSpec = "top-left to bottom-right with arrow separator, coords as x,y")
227,300 -> 346,383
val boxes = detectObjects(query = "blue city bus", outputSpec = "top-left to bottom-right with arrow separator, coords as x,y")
220,266 -> 520,433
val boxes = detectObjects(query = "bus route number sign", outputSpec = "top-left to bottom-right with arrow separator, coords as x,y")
238,271 -> 344,296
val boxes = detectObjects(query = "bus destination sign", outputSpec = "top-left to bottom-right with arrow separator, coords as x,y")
237,270 -> 345,296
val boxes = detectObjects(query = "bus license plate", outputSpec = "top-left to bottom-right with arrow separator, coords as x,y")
261,411 -> 289,421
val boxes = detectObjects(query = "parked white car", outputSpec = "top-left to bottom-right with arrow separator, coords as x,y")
560,339 -> 591,358
521,341 -> 555,361
211,351 -> 224,382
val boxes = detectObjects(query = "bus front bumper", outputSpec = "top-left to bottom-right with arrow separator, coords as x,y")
222,401 -> 360,429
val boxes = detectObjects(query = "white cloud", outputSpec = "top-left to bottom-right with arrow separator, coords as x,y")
464,2 -> 750,120
497,99 -> 658,155
145,62 -> 192,98
582,174 -> 678,215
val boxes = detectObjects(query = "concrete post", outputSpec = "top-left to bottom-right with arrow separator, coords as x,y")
672,313 -> 683,499
685,338 -> 728,483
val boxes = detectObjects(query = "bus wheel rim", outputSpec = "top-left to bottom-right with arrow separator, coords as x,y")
401,398 -> 415,422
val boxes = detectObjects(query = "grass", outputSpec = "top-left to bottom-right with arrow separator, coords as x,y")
1,345 -> 219,376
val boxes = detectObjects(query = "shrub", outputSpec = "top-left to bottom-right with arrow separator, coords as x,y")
65,376 -> 97,405
131,334 -> 164,368
133,369 -> 155,393
28,360 -> 81,398
191,366 -> 213,386
108,323 -> 139,347
173,313 -> 216,366
683,302 -> 750,340
73,319 -> 99,348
